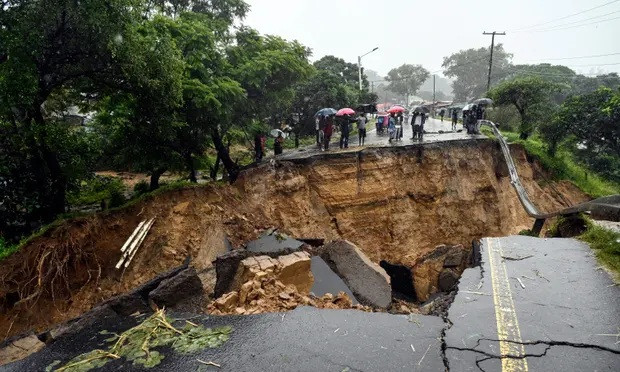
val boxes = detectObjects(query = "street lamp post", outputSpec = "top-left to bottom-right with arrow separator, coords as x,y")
358,47 -> 378,91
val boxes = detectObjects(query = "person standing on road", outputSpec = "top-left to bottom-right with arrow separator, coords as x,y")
315,116 -> 322,147
397,112 -> 404,139
274,132 -> 284,155
451,109 -> 458,132
324,115 -> 334,151
440,109 -> 445,122
254,132 -> 264,161
357,113 -> 367,146
410,111 -> 419,139
339,115 -> 351,149
387,114 -> 396,143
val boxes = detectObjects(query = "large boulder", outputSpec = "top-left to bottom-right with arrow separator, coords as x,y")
321,240 -> 391,308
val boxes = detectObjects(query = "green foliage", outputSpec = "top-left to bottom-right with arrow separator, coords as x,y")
385,64 -> 430,98
579,222 -> 620,278
518,229 -> 537,237
314,55 -> 369,90
54,309 -> 232,371
488,76 -> 560,139
541,87 -> 620,182
67,176 -> 126,208
133,181 -> 150,197
442,44 -> 512,101
0,237 -> 18,261
499,131 -> 620,197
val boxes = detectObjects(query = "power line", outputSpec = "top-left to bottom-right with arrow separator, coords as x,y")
520,52 -> 620,62
513,9 -> 620,32
509,0 -> 620,31
521,14 -> 620,33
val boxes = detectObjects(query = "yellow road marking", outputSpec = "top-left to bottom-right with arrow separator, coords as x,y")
487,238 -> 529,372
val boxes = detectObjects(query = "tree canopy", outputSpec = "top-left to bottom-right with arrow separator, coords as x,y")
384,64 -> 429,99
488,76 -> 560,139
442,45 -> 512,101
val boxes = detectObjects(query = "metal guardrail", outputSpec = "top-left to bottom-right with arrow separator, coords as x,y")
479,120 -> 620,232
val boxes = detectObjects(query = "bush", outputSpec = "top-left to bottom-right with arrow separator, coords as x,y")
579,222 -> 620,278
0,236 -> 18,261
133,180 -> 150,197
68,176 -> 126,208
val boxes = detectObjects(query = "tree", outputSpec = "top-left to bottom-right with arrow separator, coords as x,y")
384,64 -> 429,101
488,76 -> 559,139
291,69 -> 357,136
541,87 -> 620,181
0,0 -> 182,227
221,28 -> 313,179
314,55 -> 369,90
442,45 -> 512,101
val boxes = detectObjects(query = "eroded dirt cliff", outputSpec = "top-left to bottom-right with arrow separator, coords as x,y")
0,139 -> 589,339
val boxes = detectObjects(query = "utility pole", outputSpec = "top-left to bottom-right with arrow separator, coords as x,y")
482,31 -> 506,93
432,74 -> 436,115
358,47 -> 379,91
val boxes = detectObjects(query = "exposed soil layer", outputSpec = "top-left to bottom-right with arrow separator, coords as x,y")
0,140 -> 589,339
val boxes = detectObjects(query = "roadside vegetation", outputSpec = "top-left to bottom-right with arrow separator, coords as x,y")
579,221 -> 620,280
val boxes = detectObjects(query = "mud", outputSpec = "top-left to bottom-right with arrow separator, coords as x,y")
0,140 -> 589,339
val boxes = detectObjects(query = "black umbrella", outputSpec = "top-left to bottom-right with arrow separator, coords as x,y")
413,106 -> 430,113
473,98 -> 493,106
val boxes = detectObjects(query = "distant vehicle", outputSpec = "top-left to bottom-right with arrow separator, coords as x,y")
376,113 -> 389,135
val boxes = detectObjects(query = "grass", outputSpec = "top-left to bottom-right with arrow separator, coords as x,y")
0,237 -> 18,261
484,128 -> 620,198
579,221 -> 620,280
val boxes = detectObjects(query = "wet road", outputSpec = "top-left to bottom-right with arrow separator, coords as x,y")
280,117 -> 486,160
446,236 -> 620,371
5,236 -> 619,371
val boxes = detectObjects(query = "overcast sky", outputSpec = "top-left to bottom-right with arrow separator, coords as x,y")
243,0 -> 620,78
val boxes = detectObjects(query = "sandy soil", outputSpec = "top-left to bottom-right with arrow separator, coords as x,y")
0,140 -> 589,339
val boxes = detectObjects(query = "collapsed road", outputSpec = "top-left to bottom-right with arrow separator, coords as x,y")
3,236 -> 618,371
1,123 -> 619,371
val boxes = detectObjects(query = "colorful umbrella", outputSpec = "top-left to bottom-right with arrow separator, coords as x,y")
336,108 -> 355,116
387,105 -> 405,113
314,108 -> 337,117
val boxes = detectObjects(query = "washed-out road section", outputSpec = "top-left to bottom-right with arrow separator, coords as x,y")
3,235 -> 619,371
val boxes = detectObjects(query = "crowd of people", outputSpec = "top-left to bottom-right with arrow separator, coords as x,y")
254,104 -> 487,160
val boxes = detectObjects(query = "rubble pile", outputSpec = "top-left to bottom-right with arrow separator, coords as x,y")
208,251 -> 370,315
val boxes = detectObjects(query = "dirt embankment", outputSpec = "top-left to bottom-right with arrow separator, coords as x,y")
0,139 -> 588,339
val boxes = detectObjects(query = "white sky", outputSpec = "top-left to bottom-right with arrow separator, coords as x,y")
243,0 -> 620,78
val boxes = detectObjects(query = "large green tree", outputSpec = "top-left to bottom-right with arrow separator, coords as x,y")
0,0 -> 182,233
384,64 -> 429,100
442,45 -> 512,101
540,87 -> 620,181
489,76 -> 560,139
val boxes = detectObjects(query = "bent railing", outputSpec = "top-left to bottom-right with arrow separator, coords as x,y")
479,120 -> 620,234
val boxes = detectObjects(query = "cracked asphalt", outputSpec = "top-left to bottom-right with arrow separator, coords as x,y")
3,236 -> 619,371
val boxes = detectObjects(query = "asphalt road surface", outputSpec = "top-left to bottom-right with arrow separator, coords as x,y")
279,117 -> 486,160
4,236 -> 618,371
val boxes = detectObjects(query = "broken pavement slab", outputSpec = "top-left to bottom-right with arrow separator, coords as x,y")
445,236 -> 620,371
4,307 -> 446,372
321,240 -> 392,308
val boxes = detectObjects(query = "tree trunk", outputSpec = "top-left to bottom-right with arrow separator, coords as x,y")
210,152 -> 221,180
294,132 -> 299,148
149,168 -> 166,191
185,153 -> 197,183
210,127 -> 239,182
32,106 -> 67,220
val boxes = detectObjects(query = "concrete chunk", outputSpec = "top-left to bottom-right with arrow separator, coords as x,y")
321,240 -> 391,308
